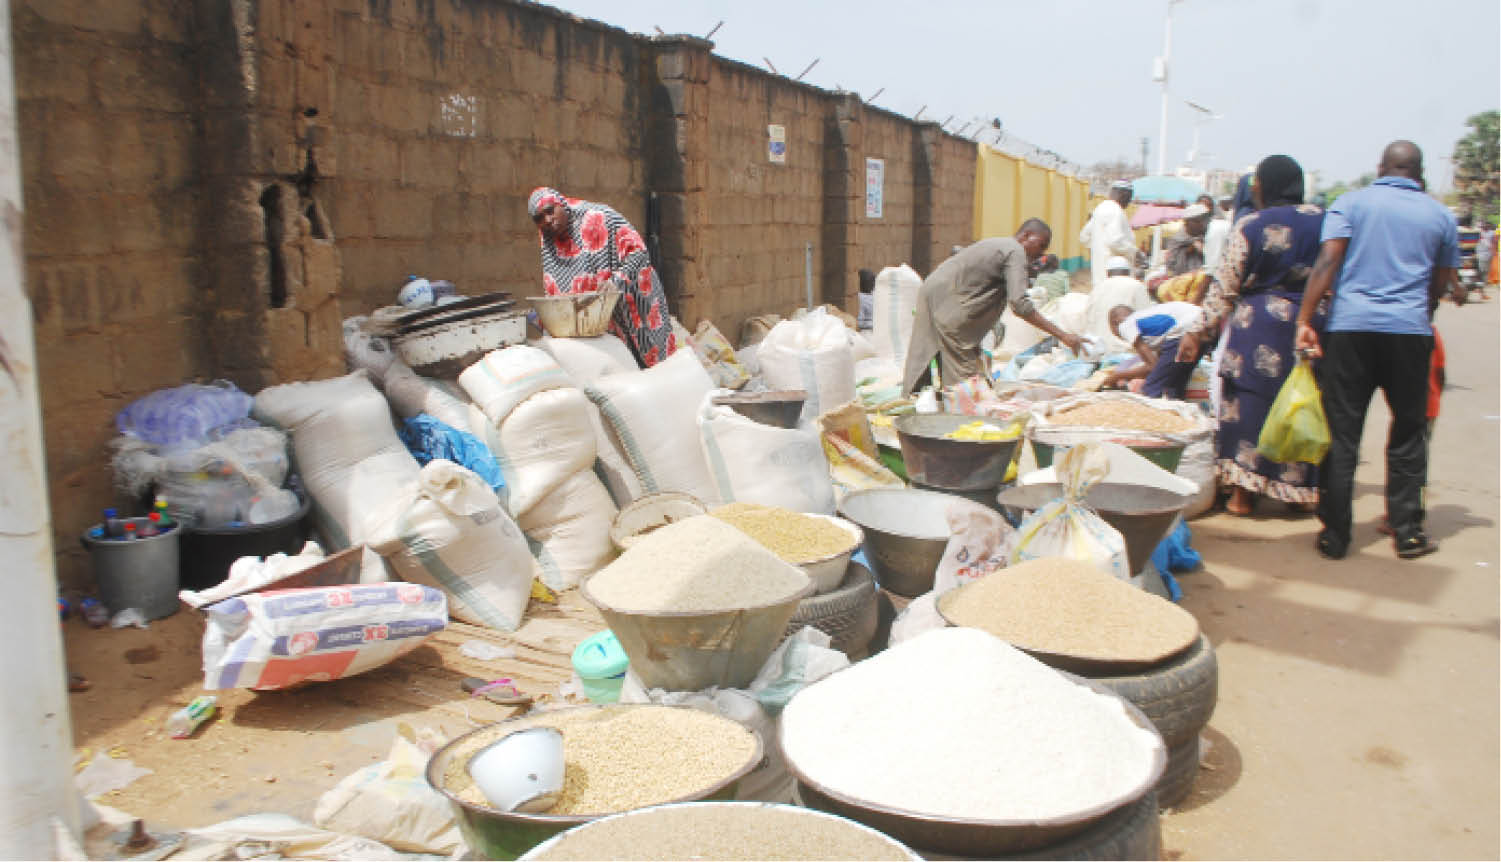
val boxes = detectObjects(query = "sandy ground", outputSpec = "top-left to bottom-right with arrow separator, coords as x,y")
1160,296 -> 1500,859
63,298 -> 1498,859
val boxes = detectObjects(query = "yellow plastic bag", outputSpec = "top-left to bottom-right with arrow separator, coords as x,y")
1257,359 -> 1330,464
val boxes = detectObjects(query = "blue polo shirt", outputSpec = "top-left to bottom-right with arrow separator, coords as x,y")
1321,176 -> 1458,335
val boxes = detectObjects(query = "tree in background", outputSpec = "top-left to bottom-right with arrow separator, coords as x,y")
1452,110 -> 1499,225
1315,173 -> 1374,206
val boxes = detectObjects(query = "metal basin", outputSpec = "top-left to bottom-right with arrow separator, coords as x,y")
608,492 -> 707,552
837,488 -> 965,597
392,300 -> 526,377
711,389 -> 807,429
579,576 -> 814,691
427,705 -> 762,860
998,482 -> 1192,575
1031,432 -> 1187,474
527,291 -> 620,338
784,671 -> 1166,857
894,413 -> 1020,491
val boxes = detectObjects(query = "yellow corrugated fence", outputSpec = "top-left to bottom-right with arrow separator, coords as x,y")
971,143 -> 1096,273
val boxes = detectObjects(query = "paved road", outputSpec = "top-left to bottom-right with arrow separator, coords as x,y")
1161,298 -> 1499,859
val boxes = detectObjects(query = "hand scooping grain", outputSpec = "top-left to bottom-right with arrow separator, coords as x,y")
937,556 -> 1200,663
584,515 -> 810,612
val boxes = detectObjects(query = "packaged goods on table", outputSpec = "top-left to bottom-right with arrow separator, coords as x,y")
521,802 -> 916,861
937,556 -> 1200,664
780,627 -> 1163,822
586,516 -> 809,612
709,503 -> 856,565
440,705 -> 758,815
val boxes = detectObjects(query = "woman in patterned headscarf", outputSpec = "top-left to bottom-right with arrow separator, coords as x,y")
528,187 -> 676,367
1183,155 -> 1328,516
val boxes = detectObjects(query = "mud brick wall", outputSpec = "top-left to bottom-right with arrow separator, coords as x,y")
15,0 -> 977,590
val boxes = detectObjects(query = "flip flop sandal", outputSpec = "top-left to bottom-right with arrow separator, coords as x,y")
462,676 -> 533,706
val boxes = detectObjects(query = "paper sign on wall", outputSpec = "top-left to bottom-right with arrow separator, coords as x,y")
768,125 -> 787,164
865,158 -> 885,218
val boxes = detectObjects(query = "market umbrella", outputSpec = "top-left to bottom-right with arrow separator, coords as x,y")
1130,175 -> 1206,205
1129,204 -> 1187,229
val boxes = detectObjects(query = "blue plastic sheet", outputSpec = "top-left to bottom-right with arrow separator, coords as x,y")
115,381 -> 253,449
397,414 -> 506,496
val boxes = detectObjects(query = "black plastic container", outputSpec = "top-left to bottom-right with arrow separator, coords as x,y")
177,491 -> 312,590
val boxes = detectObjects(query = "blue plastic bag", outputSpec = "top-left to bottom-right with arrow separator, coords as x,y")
115,381 -> 253,449
1150,518 -> 1201,574
397,414 -> 505,496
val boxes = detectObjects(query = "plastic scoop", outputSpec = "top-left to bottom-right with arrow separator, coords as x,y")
467,727 -> 565,813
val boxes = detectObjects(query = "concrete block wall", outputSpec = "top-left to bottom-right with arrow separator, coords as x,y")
16,0 -> 979,590
306,0 -> 651,313
15,0 -> 207,589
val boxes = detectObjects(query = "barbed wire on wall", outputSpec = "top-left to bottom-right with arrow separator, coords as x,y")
951,119 -> 1082,177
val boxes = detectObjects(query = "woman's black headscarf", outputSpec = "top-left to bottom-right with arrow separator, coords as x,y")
1255,155 -> 1304,208
1231,173 -> 1256,224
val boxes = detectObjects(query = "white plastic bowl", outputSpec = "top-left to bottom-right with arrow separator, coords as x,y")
468,727 -> 566,814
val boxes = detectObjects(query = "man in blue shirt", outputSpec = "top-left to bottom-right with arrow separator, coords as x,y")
1296,141 -> 1457,560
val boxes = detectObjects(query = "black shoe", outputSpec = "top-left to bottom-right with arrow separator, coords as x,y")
1316,529 -> 1348,560
1395,532 -> 1439,559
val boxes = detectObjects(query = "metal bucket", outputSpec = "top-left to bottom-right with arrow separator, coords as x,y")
81,521 -> 181,620
894,414 -> 1020,491
579,578 -> 814,691
837,488 -> 962,597
1031,436 -> 1186,474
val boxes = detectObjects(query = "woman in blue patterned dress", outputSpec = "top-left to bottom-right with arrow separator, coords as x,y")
1186,155 -> 1328,516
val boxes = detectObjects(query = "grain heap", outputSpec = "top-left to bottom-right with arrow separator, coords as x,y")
525,802 -> 915,861
781,627 -> 1163,821
938,557 -> 1200,663
585,515 -> 810,612
710,502 -> 857,564
443,706 -> 757,815
1050,400 -> 1193,433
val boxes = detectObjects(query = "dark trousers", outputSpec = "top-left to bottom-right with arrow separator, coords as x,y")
1142,337 -> 1204,400
1316,331 -> 1433,543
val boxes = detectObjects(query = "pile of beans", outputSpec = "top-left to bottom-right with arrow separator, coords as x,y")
443,705 -> 758,816
711,503 -> 857,564
937,556 -> 1199,663
524,802 -> 915,860
1049,400 -> 1194,433
586,516 -> 809,612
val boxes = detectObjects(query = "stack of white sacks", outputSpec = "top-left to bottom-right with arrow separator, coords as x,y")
259,315 -> 862,633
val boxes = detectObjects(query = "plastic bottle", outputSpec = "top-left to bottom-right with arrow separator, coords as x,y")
58,597 -> 70,622
144,512 -> 165,536
166,695 -> 218,739
153,498 -> 173,530
123,522 -> 138,541
398,275 -> 434,308
104,508 -> 124,539
80,598 -> 109,628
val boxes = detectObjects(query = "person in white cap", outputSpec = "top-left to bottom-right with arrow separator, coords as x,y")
1165,202 -> 1212,275
1080,181 -> 1138,288
1086,255 -> 1152,354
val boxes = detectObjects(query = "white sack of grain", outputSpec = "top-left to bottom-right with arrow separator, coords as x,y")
459,344 -> 572,427
585,348 -> 720,505
697,391 -> 835,514
252,371 -> 419,549
757,309 -> 856,425
517,469 -> 618,591
373,460 -> 538,632
871,264 -> 921,365
465,387 -> 596,518
538,333 -> 639,384
383,361 -> 473,431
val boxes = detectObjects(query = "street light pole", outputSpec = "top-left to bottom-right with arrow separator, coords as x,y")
1150,0 -> 1183,266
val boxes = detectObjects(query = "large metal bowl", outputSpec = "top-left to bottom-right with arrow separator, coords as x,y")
517,801 -> 922,861
711,389 -> 807,429
527,291 -> 620,338
607,492 -> 708,552
426,705 -> 763,861
783,671 -> 1167,857
894,413 -> 1021,491
580,574 -> 814,691
998,482 -> 1192,576
837,488 -> 965,597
